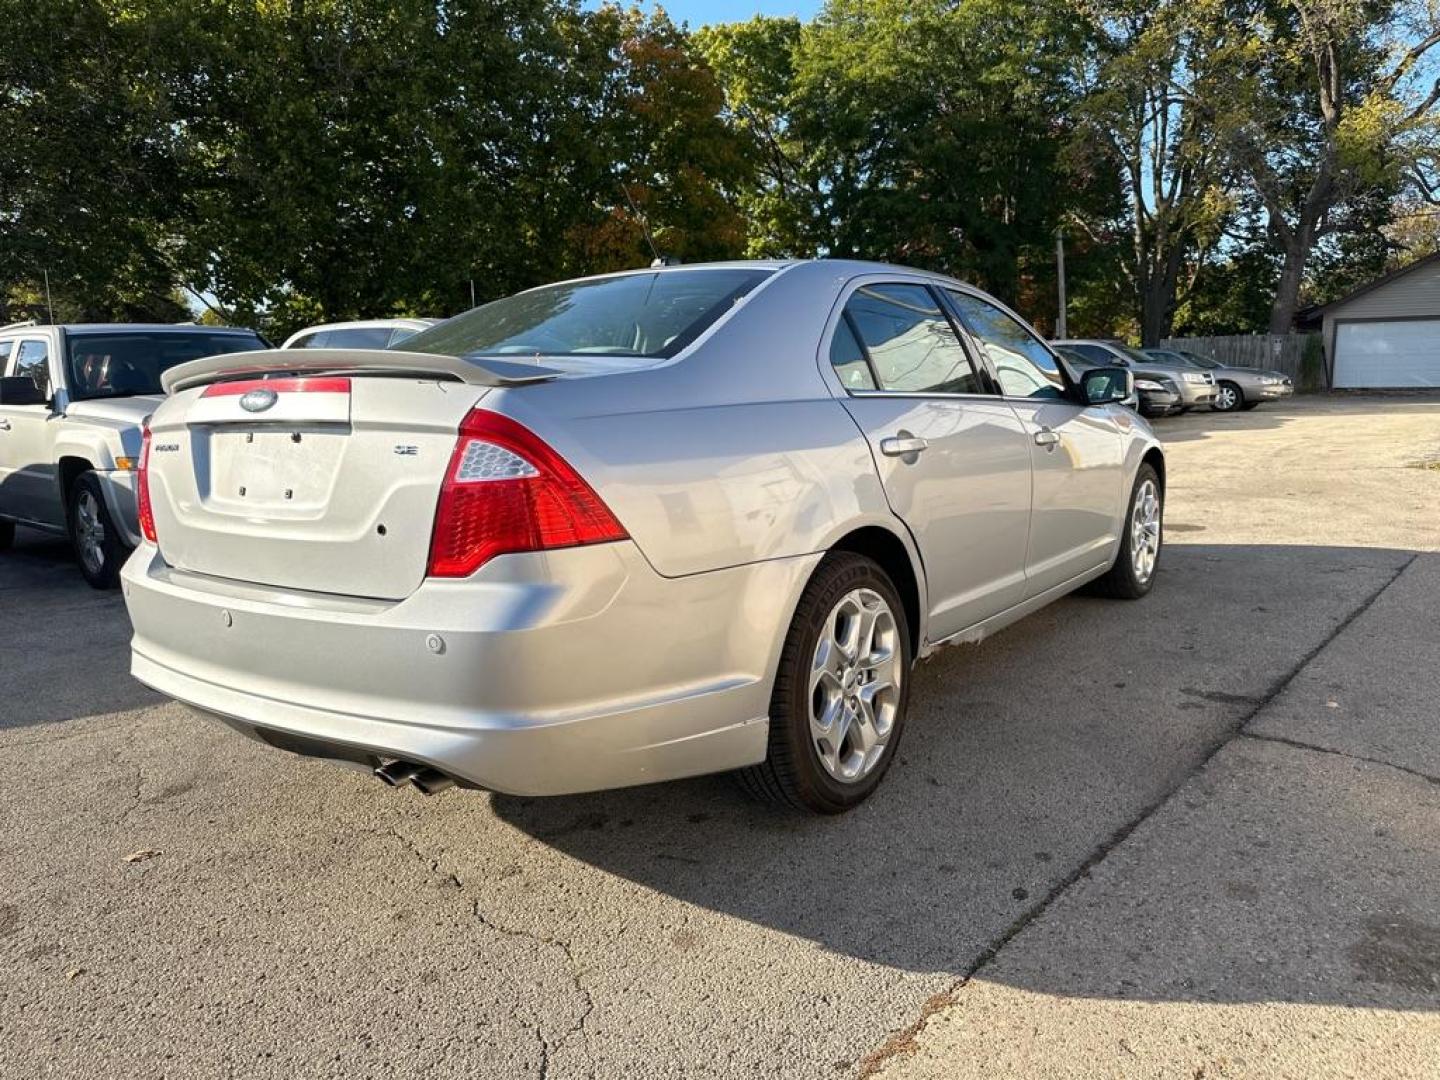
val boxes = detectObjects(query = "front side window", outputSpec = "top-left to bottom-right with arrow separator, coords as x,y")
947,292 -> 1066,399
405,268 -> 772,361
66,331 -> 266,399
11,340 -> 51,398
843,284 -> 981,394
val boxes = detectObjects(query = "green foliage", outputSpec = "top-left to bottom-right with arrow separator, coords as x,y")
1,0 -> 1435,342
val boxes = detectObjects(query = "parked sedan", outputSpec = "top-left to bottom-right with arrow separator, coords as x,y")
1056,346 -> 1181,418
123,261 -> 1165,813
1055,339 -> 1217,411
1142,348 -> 1294,412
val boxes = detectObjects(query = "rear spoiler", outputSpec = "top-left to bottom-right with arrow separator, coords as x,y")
161,348 -> 563,395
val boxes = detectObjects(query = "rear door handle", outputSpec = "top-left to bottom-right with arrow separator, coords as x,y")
879,436 -> 929,457
1034,428 -> 1060,448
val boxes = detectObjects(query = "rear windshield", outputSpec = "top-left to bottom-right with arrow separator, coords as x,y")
404,268 -> 772,361
67,330 -> 266,399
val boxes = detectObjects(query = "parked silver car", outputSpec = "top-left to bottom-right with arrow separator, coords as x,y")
1142,348 -> 1294,412
1054,339 -> 1217,411
122,261 -> 1165,812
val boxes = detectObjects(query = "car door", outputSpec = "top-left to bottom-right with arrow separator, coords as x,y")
945,291 -> 1127,598
0,334 -> 64,525
827,280 -> 1033,643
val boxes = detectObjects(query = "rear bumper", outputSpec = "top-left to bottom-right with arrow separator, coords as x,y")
122,542 -> 820,795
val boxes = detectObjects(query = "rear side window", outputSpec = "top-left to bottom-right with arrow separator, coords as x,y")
389,327 -> 421,347
828,316 -> 876,390
843,284 -> 981,394
288,332 -> 320,349
12,340 -> 51,397
0,341 -> 13,368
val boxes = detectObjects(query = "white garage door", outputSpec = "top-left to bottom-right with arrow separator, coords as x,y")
1334,319 -> 1440,388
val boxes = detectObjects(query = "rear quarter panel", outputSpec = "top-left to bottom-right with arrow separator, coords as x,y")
485,263 -> 906,580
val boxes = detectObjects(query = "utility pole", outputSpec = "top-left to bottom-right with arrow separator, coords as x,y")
1054,228 -> 1067,339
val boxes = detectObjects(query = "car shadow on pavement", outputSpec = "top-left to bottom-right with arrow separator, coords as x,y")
491,542 -> 1440,1011
0,528 -> 162,729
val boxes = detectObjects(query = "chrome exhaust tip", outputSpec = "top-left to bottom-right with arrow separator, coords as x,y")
375,759 -> 426,787
411,768 -> 456,796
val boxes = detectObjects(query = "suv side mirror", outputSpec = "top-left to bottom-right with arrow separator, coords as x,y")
0,376 -> 49,406
1079,367 -> 1133,406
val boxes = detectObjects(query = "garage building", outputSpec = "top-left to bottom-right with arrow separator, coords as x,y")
1313,253 -> 1440,388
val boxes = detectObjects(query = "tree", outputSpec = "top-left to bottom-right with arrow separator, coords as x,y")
1215,0 -> 1440,331
1067,1 -> 1235,344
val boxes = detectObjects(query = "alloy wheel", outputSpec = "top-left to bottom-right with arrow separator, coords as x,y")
808,587 -> 902,783
1131,478 -> 1161,583
1216,384 -> 1238,411
75,490 -> 107,576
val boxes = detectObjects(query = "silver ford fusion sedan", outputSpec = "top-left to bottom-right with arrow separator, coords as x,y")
122,260 -> 1165,813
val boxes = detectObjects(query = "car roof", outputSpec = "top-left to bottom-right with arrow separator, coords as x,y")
289,318 -> 440,334
58,324 -> 261,335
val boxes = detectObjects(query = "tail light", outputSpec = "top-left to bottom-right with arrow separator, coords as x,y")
136,423 -> 157,543
427,409 -> 627,577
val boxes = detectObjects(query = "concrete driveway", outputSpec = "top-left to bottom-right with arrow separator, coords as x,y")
1,394 -> 1437,1079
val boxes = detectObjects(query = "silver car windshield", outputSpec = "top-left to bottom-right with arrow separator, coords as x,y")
404,268 -> 773,361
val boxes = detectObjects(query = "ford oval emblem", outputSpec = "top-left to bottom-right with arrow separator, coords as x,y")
239,388 -> 278,413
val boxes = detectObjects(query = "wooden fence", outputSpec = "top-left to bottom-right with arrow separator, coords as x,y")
1159,333 -> 1322,385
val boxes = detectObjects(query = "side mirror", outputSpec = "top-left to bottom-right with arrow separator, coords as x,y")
1079,366 -> 1133,406
0,376 -> 49,407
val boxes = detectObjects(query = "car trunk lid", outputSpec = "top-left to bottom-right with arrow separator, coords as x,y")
144,350 -> 559,600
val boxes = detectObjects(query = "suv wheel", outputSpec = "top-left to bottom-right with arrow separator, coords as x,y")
69,474 -> 127,589
738,552 -> 912,813
1088,464 -> 1162,599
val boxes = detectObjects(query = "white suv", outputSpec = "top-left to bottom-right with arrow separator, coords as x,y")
0,322 -> 265,586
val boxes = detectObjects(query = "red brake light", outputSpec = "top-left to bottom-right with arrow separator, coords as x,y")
427,410 -> 627,578
137,424 -> 157,543
201,377 -> 351,397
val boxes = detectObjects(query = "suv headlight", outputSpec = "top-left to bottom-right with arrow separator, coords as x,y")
1181,372 -> 1208,384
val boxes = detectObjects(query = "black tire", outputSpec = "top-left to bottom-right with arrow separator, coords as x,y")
1212,381 -> 1243,412
738,552 -> 913,814
0,518 -> 13,550
68,473 -> 127,589
1088,464 -> 1162,600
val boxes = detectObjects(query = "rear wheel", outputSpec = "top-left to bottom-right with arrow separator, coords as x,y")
739,552 -> 912,813
1212,381 -> 1242,412
1088,464 -> 1162,600
69,474 -> 127,589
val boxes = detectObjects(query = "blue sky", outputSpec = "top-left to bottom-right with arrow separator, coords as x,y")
599,0 -> 822,26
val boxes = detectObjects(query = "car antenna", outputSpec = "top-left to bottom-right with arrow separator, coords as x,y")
619,180 -> 664,267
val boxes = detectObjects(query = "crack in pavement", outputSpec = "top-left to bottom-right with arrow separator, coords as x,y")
854,552 -> 1418,1079
382,824 -> 597,1079
1241,731 -> 1440,788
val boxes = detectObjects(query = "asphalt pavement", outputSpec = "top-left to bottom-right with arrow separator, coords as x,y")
1,394 -> 1436,1079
